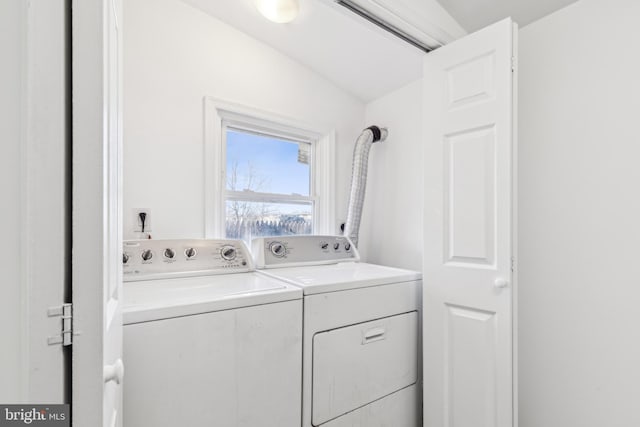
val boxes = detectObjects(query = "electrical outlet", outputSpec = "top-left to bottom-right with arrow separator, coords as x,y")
133,208 -> 151,232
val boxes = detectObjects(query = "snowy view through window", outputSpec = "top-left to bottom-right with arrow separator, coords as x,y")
225,128 -> 313,244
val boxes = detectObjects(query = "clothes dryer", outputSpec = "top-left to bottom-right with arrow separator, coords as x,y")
252,235 -> 422,427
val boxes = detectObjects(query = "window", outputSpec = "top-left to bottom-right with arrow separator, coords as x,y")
224,126 -> 314,243
204,98 -> 336,244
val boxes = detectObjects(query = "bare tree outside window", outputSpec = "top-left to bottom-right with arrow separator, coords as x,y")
225,160 -> 312,244
226,160 -> 273,238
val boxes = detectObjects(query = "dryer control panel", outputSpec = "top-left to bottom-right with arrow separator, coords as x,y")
252,235 -> 360,268
123,239 -> 253,281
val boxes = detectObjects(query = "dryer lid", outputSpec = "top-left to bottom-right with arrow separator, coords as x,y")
259,262 -> 422,295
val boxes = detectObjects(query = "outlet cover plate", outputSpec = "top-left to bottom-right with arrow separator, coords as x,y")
133,208 -> 151,232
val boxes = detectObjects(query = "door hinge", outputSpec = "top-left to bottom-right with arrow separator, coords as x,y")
48,303 -> 73,346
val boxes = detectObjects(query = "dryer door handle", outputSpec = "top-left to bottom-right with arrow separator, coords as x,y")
362,327 -> 386,344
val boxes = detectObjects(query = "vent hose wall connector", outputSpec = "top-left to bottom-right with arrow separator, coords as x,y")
343,125 -> 388,248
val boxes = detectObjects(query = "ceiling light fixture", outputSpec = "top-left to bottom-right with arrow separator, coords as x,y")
255,0 -> 300,23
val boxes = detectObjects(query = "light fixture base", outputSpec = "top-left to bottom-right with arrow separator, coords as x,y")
255,0 -> 300,23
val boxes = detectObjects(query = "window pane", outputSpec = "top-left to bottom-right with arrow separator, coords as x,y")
226,129 -> 311,196
225,200 -> 313,245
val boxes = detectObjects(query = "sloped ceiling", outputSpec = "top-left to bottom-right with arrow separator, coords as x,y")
436,0 -> 580,32
181,0 -> 465,102
181,0 -> 579,102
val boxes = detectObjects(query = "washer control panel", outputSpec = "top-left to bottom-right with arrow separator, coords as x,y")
123,239 -> 253,281
252,235 -> 359,268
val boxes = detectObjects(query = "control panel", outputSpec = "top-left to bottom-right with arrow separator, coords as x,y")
252,235 -> 360,268
123,239 -> 253,281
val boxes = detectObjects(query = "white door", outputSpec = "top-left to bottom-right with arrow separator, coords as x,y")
72,0 -> 124,426
422,18 -> 517,427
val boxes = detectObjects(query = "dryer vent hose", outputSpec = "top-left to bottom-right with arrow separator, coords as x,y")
343,125 -> 388,248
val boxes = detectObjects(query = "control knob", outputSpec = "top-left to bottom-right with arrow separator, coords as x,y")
122,253 -> 130,264
344,243 -> 351,251
270,242 -> 286,258
185,247 -> 197,259
333,242 -> 340,251
141,249 -> 153,261
164,248 -> 175,259
220,245 -> 237,261
320,242 -> 329,250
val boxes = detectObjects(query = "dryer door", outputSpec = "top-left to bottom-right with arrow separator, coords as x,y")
312,311 -> 418,425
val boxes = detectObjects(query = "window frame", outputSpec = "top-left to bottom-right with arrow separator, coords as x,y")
223,123 -> 316,205
204,97 -> 336,239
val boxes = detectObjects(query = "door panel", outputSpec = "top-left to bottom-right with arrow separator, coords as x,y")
72,0 -> 123,425
446,305 -> 497,427
445,125 -> 496,265
446,52 -> 496,109
423,18 -> 516,427
104,1 -> 124,425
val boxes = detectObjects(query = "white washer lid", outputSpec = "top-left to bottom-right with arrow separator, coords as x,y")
258,262 -> 422,295
123,272 -> 301,324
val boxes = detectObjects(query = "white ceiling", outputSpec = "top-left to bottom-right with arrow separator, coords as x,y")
181,0 -> 579,103
181,0 -> 461,102
436,0 -> 580,33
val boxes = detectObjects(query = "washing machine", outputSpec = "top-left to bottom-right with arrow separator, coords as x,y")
122,239 -> 302,427
252,235 -> 423,427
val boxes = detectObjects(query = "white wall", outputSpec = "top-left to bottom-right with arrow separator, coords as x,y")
23,0 -> 69,403
519,0 -> 640,425
359,80 -> 423,271
362,4 -> 640,425
0,0 -> 26,403
0,0 -> 68,403
124,0 -> 365,239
